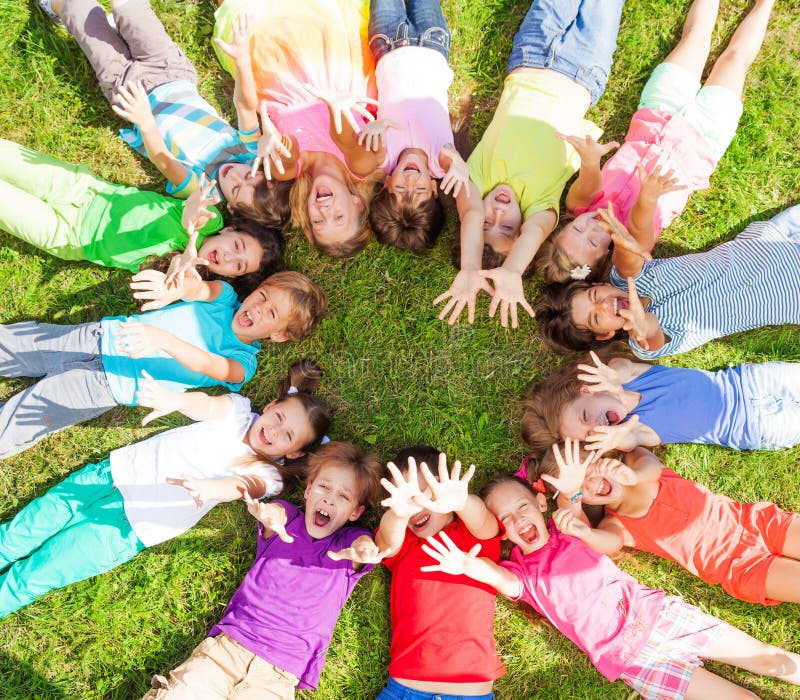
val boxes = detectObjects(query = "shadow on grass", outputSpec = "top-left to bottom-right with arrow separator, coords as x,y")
0,650 -> 68,699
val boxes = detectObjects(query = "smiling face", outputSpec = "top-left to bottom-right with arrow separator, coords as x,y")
484,480 -> 549,555
231,284 -> 293,343
246,396 -> 315,460
570,284 -> 629,340
482,184 -> 522,255
559,390 -> 631,441
581,462 -> 625,506
303,463 -> 365,539
217,163 -> 265,209
405,467 -> 454,539
307,173 -> 364,245
558,212 -> 612,269
198,228 -> 263,277
387,149 -> 437,207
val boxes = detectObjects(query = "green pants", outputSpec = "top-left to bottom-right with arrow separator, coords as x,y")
0,458 -> 145,618
0,138 -> 114,261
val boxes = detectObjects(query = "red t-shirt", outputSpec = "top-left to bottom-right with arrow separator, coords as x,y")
380,517 -> 506,683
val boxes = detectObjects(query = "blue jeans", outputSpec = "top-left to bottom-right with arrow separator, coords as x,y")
742,362 -> 800,450
376,679 -> 494,700
369,0 -> 451,61
507,0 -> 625,105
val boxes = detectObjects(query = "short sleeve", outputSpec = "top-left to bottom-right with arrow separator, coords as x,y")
498,560 -> 525,601
213,281 -> 239,308
238,126 -> 261,150
167,167 -> 201,200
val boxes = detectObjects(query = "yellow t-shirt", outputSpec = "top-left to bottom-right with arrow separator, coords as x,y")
468,70 -> 602,222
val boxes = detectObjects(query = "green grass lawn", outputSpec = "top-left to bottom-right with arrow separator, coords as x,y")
1,0 -> 799,697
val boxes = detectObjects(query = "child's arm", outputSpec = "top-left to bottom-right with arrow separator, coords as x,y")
130,270 -> 223,312
552,508 -> 629,554
167,473 -> 268,506
213,14 -> 259,134
116,321 -> 246,384
375,460 -> 425,555
304,83 -> 383,178
421,532 -> 521,598
253,102 -> 298,181
243,493 -> 295,543
618,278 -> 666,352
434,147 -> 495,325
618,165 -> 687,275
415,455 -> 499,540
479,209 -> 556,328
328,534 -> 393,572
135,370 -> 235,424
623,446 -> 665,483
112,81 -> 190,191
558,133 -> 619,211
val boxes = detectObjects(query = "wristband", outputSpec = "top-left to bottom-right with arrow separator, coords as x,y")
568,490 -> 584,504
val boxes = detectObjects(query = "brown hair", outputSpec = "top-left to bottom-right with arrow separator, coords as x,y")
534,224 -> 612,284
534,282 -> 624,354
369,186 -> 446,253
391,445 -> 440,473
289,156 -> 384,257
306,441 -> 382,509
259,271 -> 328,341
230,179 -> 293,233
450,236 -> 537,278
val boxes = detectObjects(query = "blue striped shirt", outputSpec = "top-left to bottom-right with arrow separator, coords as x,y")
611,205 -> 800,359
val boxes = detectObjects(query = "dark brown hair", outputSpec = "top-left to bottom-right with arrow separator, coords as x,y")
230,179 -> 293,233
369,186 -> 446,253
306,441 -> 383,509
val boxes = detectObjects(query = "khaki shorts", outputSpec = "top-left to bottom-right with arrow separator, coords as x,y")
142,633 -> 299,700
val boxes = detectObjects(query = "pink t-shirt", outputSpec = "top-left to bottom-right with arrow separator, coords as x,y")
376,47 -> 454,177
501,523 -> 664,682
573,108 -> 719,244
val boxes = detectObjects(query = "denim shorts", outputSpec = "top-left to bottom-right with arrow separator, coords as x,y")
507,0 -> 624,105
368,0 -> 451,61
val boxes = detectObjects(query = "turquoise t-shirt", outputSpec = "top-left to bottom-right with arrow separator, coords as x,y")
80,182 -> 222,272
100,282 -> 260,405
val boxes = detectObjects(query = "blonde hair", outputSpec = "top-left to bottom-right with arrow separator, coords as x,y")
535,222 -> 612,284
306,441 -> 382,509
289,154 -> 384,257
259,271 -> 328,341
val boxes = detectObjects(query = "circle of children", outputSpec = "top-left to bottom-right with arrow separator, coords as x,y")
1,0 -> 799,698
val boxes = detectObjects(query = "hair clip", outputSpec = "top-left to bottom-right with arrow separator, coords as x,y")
320,435 -> 331,445
531,478 -> 547,493
570,264 -> 591,280
287,385 -> 299,395
514,455 -> 530,480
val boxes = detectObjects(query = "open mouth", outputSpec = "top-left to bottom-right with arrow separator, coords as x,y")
259,426 -> 271,446
410,513 -> 431,532
315,186 -> 333,204
236,309 -> 254,328
494,190 -> 511,205
597,479 -> 612,497
612,297 -> 629,316
605,410 -> 621,425
518,523 -> 539,545
314,509 -> 332,528
207,250 -> 219,265
403,163 -> 420,174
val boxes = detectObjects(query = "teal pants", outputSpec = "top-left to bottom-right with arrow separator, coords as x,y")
0,458 -> 145,618
0,138 -> 114,261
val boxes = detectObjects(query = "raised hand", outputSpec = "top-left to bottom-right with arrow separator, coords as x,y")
380,459 -> 424,519
112,80 -> 155,127
585,414 -> 642,454
303,83 -> 377,134
556,132 -> 619,164
433,270 -> 495,325
243,491 -> 294,543
357,119 -> 400,152
413,453 -> 475,514
638,163 -> 687,201
544,438 -> 596,495
420,531 -> 481,575
479,267 -> 535,329
439,145 -> 469,198
135,370 -> 183,425
115,321 -> 168,358
597,202 -> 652,261
166,473 -> 220,508
130,268 -> 187,312
172,173 -> 217,286
576,350 -> 624,398
213,13 -> 254,64
552,507 -> 591,538
328,535 -> 391,564
253,101 -> 291,179
618,277 -> 651,349
588,456 -> 639,486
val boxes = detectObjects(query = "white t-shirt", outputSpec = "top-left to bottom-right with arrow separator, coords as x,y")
110,394 -> 282,547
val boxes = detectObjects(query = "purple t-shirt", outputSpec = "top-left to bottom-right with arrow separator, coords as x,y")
501,523 -> 664,682
210,501 -> 373,689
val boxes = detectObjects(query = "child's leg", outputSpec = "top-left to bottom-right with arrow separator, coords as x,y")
764,556 -> 800,603
0,321 -> 104,377
108,0 -> 197,93
58,0 -> 134,104
407,0 -> 450,60
0,140 -> 107,260
683,667 -> 759,700
507,0 -> 625,106
368,0 -> 411,62
704,0 -> 774,98
0,459 -> 145,618
701,623 -> 800,687
660,0 -> 719,79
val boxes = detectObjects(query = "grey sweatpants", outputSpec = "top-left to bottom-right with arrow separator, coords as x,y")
61,0 -> 197,104
0,322 -> 117,459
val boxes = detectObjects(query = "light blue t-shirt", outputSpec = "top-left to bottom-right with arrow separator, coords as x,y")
100,282 -> 260,405
611,206 -> 800,359
623,364 -> 756,449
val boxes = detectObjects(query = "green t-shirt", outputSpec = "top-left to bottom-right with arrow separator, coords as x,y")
468,70 -> 602,222
79,183 -> 223,272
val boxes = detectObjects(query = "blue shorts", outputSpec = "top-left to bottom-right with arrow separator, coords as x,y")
368,0 -> 451,61
377,679 -> 494,700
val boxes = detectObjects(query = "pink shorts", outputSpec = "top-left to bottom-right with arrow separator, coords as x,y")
618,596 -> 724,700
